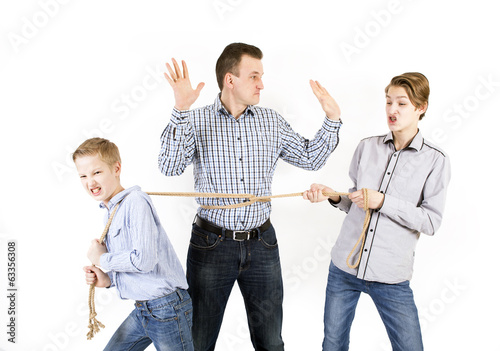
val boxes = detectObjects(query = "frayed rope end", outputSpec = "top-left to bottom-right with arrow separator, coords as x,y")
87,314 -> 105,340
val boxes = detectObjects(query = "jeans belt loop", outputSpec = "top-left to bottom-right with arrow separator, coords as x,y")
176,288 -> 183,301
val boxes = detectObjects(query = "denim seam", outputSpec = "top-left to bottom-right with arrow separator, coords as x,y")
190,229 -> 221,250
176,308 -> 193,348
147,304 -> 179,323
258,238 -> 278,249
126,336 -> 150,351
192,230 -> 208,239
173,299 -> 192,311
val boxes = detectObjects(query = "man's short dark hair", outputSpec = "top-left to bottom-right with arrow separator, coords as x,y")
215,43 -> 263,91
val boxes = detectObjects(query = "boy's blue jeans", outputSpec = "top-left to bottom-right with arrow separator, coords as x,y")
103,289 -> 194,351
187,221 -> 284,351
323,262 -> 423,351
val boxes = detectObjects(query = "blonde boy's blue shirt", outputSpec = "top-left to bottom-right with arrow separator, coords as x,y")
99,186 -> 188,301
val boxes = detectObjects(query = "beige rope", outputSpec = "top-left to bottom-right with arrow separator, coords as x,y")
85,190 -> 370,339
146,190 -> 371,268
87,200 -> 122,340
344,188 -> 371,269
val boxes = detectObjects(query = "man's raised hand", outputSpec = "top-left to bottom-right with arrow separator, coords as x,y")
309,80 -> 341,121
165,58 -> 205,111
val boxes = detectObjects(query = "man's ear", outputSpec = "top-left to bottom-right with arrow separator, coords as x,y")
224,72 -> 234,89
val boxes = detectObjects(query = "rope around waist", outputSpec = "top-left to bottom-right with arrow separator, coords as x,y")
86,188 -> 370,340
145,190 -> 350,209
146,189 -> 371,270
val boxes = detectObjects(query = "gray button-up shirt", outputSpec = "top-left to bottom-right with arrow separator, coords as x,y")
330,131 -> 451,283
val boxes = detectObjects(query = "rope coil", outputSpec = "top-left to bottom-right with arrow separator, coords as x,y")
343,188 -> 371,269
87,200 -> 122,340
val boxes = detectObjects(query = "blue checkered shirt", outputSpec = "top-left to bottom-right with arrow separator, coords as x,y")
158,95 -> 342,230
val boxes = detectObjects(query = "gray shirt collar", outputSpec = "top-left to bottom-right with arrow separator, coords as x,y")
383,130 -> 424,152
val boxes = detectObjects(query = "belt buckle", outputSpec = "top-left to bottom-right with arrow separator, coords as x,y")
232,230 -> 250,241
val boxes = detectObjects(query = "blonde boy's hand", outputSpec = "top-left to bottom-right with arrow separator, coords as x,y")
87,239 -> 107,266
83,266 -> 111,288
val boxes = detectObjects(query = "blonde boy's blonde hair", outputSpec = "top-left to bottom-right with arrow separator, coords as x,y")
72,138 -> 121,167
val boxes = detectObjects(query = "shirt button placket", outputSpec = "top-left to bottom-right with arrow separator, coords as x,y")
235,120 -> 244,227
358,150 -> 400,278
236,124 -> 244,190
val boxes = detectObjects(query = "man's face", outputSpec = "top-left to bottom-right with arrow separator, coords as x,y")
230,55 -> 264,106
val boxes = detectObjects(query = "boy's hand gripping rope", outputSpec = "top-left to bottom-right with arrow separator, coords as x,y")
85,190 -> 370,340
87,200 -> 122,340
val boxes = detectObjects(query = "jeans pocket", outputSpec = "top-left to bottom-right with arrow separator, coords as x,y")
189,225 -> 221,250
149,303 -> 178,323
259,226 -> 278,249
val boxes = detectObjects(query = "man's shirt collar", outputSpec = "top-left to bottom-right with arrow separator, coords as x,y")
213,93 -> 255,119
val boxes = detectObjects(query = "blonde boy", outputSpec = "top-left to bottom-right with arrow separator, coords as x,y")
73,137 -> 193,351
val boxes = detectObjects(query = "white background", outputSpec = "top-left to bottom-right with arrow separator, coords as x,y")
1,0 -> 499,350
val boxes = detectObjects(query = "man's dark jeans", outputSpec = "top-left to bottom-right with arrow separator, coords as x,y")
187,221 -> 284,351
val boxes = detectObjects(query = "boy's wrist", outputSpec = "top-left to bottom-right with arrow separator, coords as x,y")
328,195 -> 341,204
99,253 -> 109,269
105,271 -> 114,288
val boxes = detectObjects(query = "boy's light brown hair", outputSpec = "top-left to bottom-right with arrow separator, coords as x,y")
72,137 -> 121,167
386,72 -> 430,120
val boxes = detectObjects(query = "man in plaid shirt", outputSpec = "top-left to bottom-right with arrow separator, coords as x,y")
159,43 -> 342,351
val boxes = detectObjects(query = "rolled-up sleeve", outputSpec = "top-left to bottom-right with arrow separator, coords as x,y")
158,108 -> 196,176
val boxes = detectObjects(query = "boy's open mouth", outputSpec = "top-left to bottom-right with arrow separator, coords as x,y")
91,187 -> 101,195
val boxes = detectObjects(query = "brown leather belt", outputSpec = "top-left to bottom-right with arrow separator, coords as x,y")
195,216 -> 271,241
